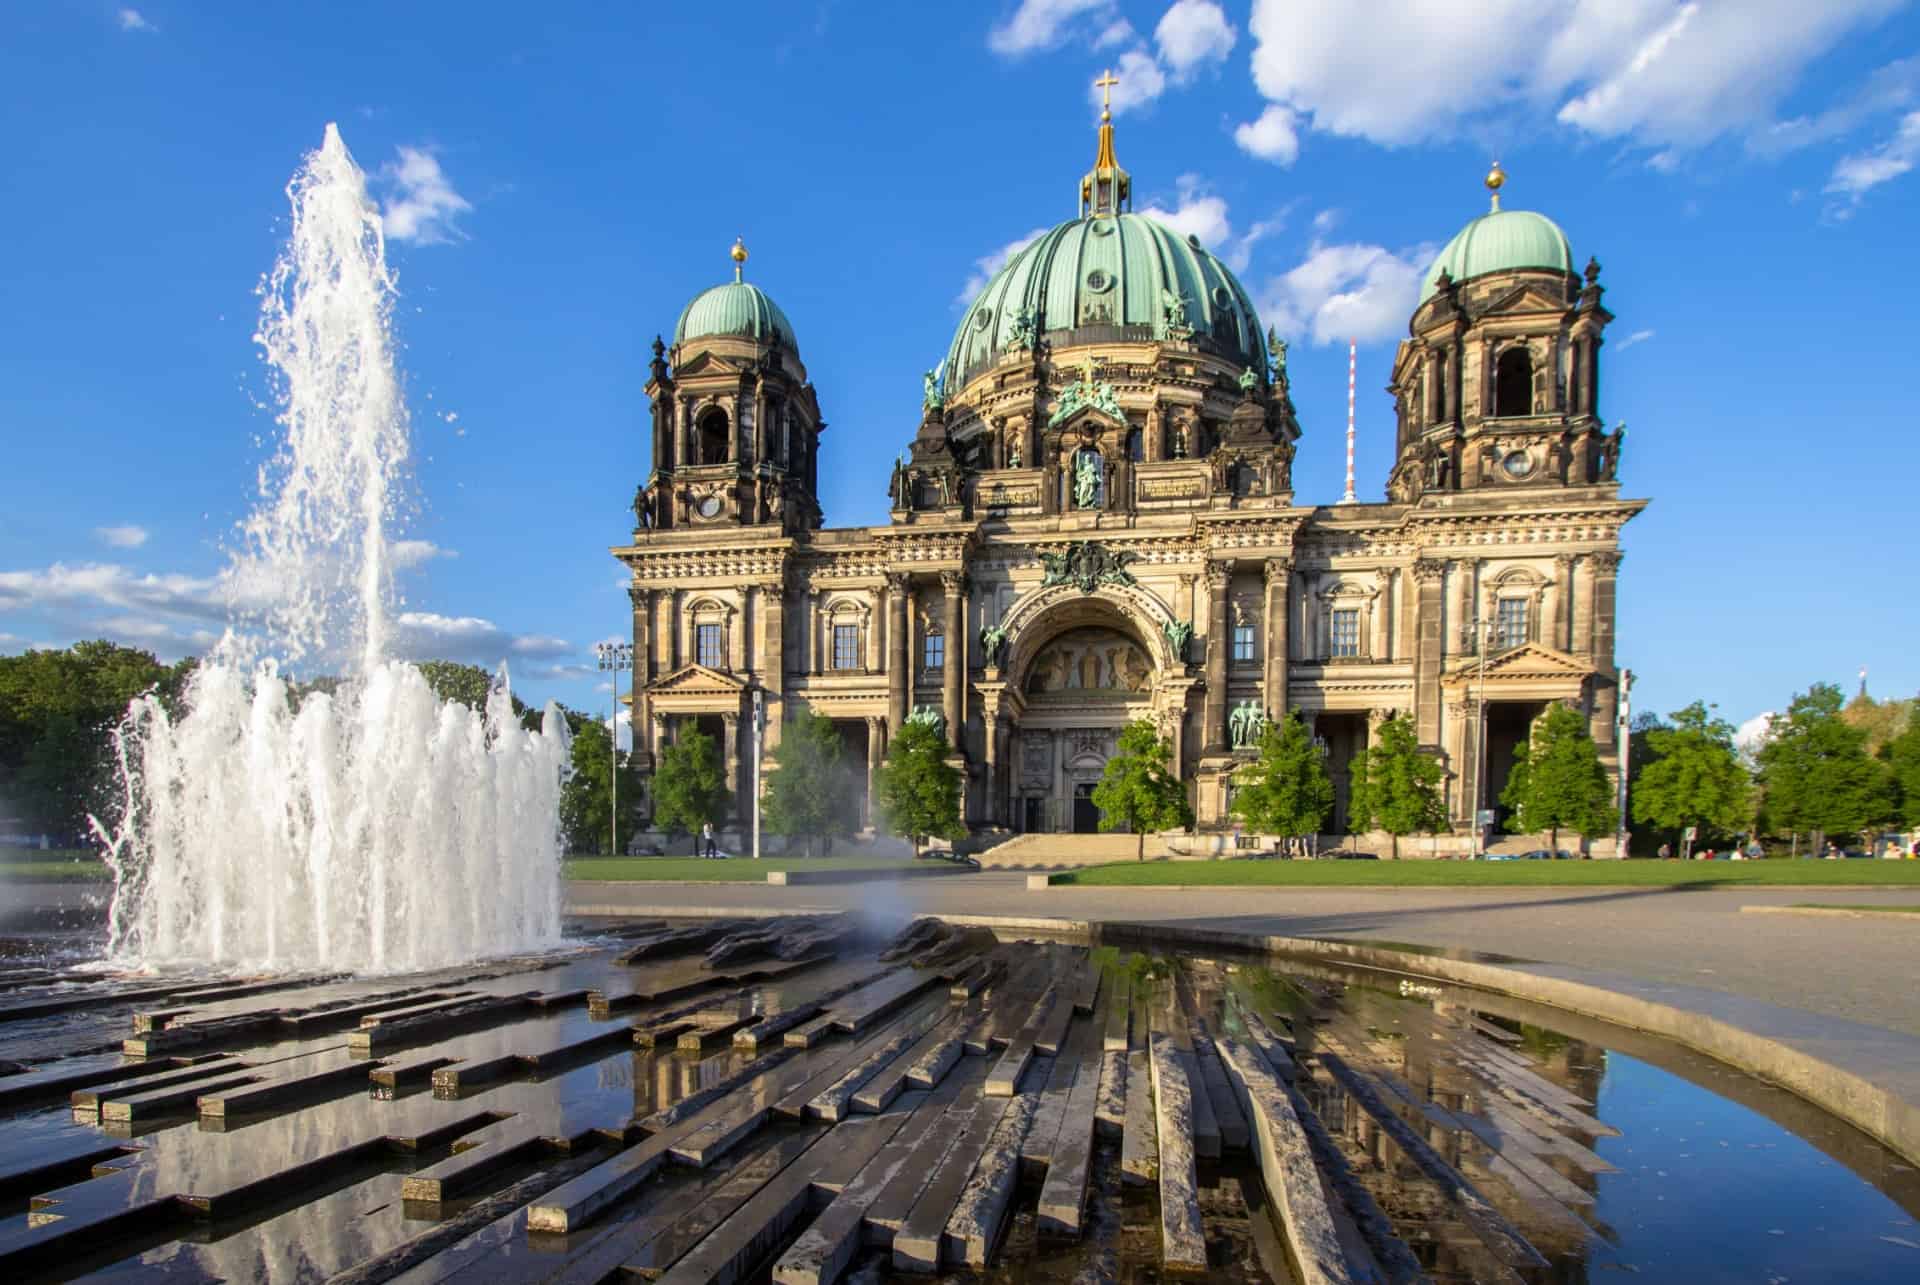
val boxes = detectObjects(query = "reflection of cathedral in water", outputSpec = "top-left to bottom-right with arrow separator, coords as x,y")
616,94 -> 1644,841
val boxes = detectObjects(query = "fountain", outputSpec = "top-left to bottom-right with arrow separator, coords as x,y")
92,124 -> 570,974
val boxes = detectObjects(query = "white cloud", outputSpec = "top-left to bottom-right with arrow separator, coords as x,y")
117,9 -> 156,33
378,146 -> 471,246
1257,240 -> 1436,346
1613,328 -> 1655,351
391,538 -> 455,569
1095,47 -> 1169,117
1244,0 -> 1905,151
956,225 -> 1050,306
94,524 -> 149,549
988,0 -> 1115,56
1094,19 -> 1136,49
1140,177 -> 1278,273
392,611 -> 573,664
1826,109 -> 1920,208
1233,104 -> 1299,165
1734,711 -> 1776,754
1155,0 -> 1235,80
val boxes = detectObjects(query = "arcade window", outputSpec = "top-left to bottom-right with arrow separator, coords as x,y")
1232,625 -> 1255,662
696,623 -> 722,669
832,624 -> 859,670
1496,597 -> 1529,649
923,633 -> 945,670
1330,609 -> 1360,658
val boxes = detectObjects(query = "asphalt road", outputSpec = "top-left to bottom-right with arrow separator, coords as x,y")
569,874 -> 1920,1038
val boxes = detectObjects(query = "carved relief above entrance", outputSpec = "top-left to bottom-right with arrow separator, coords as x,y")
1025,628 -> 1152,695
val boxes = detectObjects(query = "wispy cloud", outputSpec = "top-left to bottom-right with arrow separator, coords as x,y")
987,0 -> 1115,57
1613,328 -> 1655,351
391,538 -> 455,569
956,226 -> 1050,306
378,146 -> 472,246
117,8 -> 157,34
1825,109 -> 1920,213
1257,239 -> 1437,347
1138,175 -> 1276,272
94,524 -> 149,549
1154,0 -> 1236,81
1234,104 -> 1299,166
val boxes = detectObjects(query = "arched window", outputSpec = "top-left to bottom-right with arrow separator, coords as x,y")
1494,347 -> 1533,418
697,409 -> 730,465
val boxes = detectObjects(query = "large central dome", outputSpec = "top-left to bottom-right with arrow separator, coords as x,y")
946,212 -> 1267,389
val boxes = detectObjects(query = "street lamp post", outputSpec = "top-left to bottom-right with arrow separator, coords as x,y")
594,641 -> 634,858
1616,668 -> 1634,859
751,689 -> 764,862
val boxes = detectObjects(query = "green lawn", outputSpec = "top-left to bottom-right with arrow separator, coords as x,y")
565,854 -> 931,883
0,852 -> 110,882
1052,859 -> 1920,889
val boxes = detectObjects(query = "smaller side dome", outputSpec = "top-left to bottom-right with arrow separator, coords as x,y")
1420,208 -> 1573,302
673,281 -> 799,355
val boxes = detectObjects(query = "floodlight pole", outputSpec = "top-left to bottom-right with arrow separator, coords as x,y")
594,641 -> 634,857
751,689 -> 764,861
1616,668 -> 1634,858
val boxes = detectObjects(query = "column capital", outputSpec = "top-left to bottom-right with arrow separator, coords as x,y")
1263,555 -> 1292,583
1590,550 -> 1623,574
938,569 -> 966,596
884,571 -> 910,595
1205,560 -> 1233,591
627,585 -> 649,610
721,711 -> 740,727
1412,558 -> 1447,584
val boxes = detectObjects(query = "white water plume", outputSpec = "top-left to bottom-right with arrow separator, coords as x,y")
94,124 -> 569,973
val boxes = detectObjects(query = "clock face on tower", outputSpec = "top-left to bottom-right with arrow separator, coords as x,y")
697,494 -> 722,519
1501,449 -> 1534,480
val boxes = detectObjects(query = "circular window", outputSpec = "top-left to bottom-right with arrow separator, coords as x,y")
1501,450 -> 1534,480
697,494 -> 723,518
1187,234 -> 1204,251
973,306 -> 993,332
1212,285 -> 1233,309
1090,218 -> 1117,237
1085,269 -> 1114,294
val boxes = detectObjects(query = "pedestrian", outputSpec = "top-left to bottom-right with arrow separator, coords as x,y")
701,821 -> 716,859
1657,842 -> 1672,861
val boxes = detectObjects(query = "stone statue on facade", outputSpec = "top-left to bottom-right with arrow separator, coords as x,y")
1072,450 -> 1102,508
632,482 -> 654,530
906,704 -> 946,740
1238,365 -> 1260,396
888,454 -> 909,509
1160,288 -> 1191,337
1228,699 -> 1267,749
1267,328 -> 1289,388
1602,422 -> 1626,481
1007,434 -> 1023,469
978,623 -> 1009,668
1172,419 -> 1189,458
1162,617 -> 1194,661
1007,307 -> 1037,352
922,361 -> 946,412
1039,541 -> 1138,594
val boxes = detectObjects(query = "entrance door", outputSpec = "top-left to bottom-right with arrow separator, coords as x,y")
1072,783 -> 1101,834
1023,796 -> 1045,835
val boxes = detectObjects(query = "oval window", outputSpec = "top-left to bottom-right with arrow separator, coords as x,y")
1211,285 -> 1233,309
1501,450 -> 1534,480
1085,269 -> 1115,294
1090,218 -> 1117,237
973,306 -> 994,332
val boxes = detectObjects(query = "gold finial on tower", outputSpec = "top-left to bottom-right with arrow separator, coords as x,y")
730,236 -> 748,283
1485,160 -> 1506,211
1094,67 -> 1119,123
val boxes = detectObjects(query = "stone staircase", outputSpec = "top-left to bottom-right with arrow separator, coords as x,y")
975,832 -> 1172,869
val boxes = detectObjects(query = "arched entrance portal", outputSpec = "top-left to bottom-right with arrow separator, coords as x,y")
997,592 -> 1174,834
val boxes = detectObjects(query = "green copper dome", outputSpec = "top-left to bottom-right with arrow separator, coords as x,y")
673,281 -> 798,355
947,212 -> 1266,388
1420,207 -> 1574,302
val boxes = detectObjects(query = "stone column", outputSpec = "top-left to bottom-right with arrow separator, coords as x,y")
982,711 -> 1000,827
1570,556 -> 1592,657
886,573 -> 910,734
865,715 -> 884,831
1263,556 -> 1290,719
727,599 -> 746,673
1372,570 -> 1392,659
721,712 -> 741,819
940,571 -> 965,752
802,586 -> 818,674
1452,560 -> 1477,655
628,586 -> 653,684
757,582 -> 784,753
1589,551 -> 1622,747
1444,700 -> 1473,824
670,589 -> 684,670
1550,553 -> 1575,651
863,601 -> 880,672
1412,559 -> 1447,746
1203,561 -> 1232,752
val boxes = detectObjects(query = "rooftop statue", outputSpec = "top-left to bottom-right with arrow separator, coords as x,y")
1007,306 -> 1037,352
922,360 -> 947,412
1238,365 -> 1260,395
1048,357 -> 1124,427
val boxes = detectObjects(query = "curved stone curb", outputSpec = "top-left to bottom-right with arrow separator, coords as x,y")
1741,905 -> 1920,923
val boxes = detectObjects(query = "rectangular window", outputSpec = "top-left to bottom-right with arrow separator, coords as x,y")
1496,597 -> 1528,650
696,622 -> 723,669
1232,624 -> 1255,662
832,623 -> 859,671
1330,609 -> 1360,658
923,632 -> 945,670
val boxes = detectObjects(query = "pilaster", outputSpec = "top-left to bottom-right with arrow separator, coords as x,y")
1413,558 -> 1447,746
1203,560 -> 1232,752
940,570 -> 966,751
1263,556 -> 1290,720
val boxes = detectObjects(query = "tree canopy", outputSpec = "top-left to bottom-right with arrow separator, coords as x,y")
1091,719 -> 1193,860
1756,683 -> 1895,844
559,715 -> 643,855
1347,714 -> 1447,859
1884,707 -> 1920,830
1230,710 -> 1333,849
762,705 -> 856,857
1630,701 -> 1752,845
1500,703 -> 1617,853
872,719 -> 963,856
650,726 -> 727,855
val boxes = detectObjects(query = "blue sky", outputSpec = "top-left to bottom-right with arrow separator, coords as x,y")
2,1 -> 1917,742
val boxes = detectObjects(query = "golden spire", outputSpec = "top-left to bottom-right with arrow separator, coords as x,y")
1485,160 -> 1506,212
730,235 -> 748,283
1093,67 -> 1120,170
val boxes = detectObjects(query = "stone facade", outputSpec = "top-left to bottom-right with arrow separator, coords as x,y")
614,145 -> 1646,844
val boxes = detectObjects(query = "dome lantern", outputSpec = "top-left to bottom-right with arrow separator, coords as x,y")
672,239 -> 799,355
1418,166 -> 1574,303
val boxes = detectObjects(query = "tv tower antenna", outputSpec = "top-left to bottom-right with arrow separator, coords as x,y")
1339,338 -> 1358,504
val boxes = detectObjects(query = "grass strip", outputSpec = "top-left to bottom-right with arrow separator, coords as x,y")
1050,858 -> 1920,889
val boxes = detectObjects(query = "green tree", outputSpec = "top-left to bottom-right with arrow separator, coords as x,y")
1346,714 -> 1447,860
558,715 -> 644,855
1757,683 -> 1896,850
763,706 -> 855,857
1230,711 -> 1334,852
1885,705 -> 1920,829
1630,701 -> 1752,847
1500,703 -> 1619,854
1090,719 -> 1194,861
650,726 -> 727,855
872,719 -> 964,857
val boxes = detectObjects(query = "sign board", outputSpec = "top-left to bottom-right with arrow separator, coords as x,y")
1682,826 -> 1698,841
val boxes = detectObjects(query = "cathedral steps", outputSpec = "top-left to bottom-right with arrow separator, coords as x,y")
974,833 -> 1173,869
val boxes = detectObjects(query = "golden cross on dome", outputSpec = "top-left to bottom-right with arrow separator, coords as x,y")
1094,68 -> 1119,120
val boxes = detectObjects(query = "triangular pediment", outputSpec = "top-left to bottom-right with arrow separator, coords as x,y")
670,350 -> 747,379
646,663 -> 747,695
1478,282 -> 1572,318
1050,403 -> 1127,432
1445,642 -> 1592,683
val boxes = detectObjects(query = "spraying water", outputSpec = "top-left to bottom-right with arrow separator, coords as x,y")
94,124 -> 570,973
